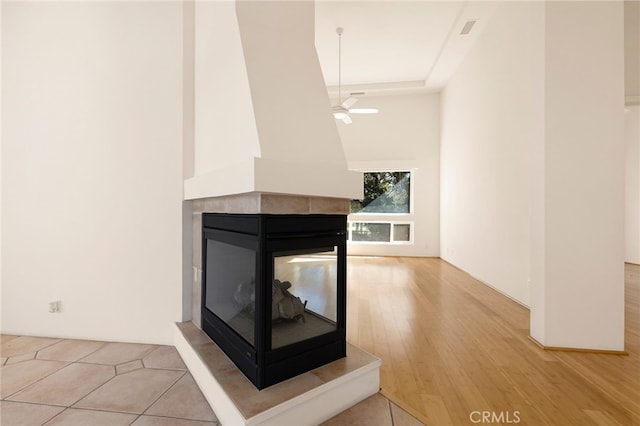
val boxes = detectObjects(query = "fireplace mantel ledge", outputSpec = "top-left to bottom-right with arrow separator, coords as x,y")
183,157 -> 363,201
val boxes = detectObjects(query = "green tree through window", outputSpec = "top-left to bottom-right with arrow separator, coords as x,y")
350,171 -> 411,214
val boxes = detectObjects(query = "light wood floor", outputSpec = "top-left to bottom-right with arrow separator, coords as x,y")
346,257 -> 640,425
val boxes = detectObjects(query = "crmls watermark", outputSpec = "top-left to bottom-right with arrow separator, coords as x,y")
469,411 -> 521,424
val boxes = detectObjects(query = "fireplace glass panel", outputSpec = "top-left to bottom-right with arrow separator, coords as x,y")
205,239 -> 256,345
270,247 -> 338,349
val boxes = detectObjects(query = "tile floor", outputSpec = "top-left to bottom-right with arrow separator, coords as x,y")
1,334 -> 423,425
1,334 -> 217,426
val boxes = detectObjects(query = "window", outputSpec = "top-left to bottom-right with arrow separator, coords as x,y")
349,221 -> 412,243
350,171 -> 411,214
348,171 -> 413,245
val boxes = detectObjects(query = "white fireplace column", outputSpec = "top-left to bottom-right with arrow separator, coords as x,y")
184,0 -> 361,201
183,0 -> 362,327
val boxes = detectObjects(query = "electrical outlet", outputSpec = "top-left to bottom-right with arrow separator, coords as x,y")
49,300 -> 61,313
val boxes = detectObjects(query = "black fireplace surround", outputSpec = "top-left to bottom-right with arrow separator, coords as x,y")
201,213 -> 347,389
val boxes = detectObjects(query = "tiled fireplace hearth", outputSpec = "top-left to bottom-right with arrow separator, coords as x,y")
176,193 -> 381,425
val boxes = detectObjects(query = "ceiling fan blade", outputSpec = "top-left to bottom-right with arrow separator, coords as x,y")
342,114 -> 352,124
349,108 -> 379,114
341,97 -> 358,109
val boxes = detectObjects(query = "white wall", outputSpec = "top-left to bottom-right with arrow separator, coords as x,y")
440,2 -> 543,306
625,0 -> 640,264
337,93 -> 440,257
625,0 -> 640,101
0,3 -> 4,322
625,105 -> 640,264
1,2 -> 185,344
0,1 -> 3,329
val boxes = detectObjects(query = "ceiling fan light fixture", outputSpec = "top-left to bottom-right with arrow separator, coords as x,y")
332,105 -> 349,119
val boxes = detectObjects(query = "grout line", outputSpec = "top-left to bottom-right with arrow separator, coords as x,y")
66,366 -> 120,409
3,337 -> 63,363
0,400 -> 63,408
380,389 -> 428,425
68,340 -> 108,363
0,400 -> 66,426
75,360 -> 128,367
60,406 -> 140,415
140,370 -> 187,417
35,338 -> 66,353
2,361 -> 72,401
45,405 -> 148,422
3,353 -> 37,366
75,341 -> 156,364
41,406 -> 69,426
139,367 -> 188,372
133,412 -> 218,423
140,345 -> 161,361
64,364 -> 120,409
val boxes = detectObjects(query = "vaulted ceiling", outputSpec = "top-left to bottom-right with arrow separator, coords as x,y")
314,1 -> 498,96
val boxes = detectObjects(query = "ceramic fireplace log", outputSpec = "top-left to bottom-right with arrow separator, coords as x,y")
233,278 -> 256,311
272,279 -> 307,322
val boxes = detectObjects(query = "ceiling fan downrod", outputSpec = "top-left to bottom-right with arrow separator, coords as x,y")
336,27 -> 344,105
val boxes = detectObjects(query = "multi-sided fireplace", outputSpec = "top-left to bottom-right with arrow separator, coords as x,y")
201,213 -> 347,389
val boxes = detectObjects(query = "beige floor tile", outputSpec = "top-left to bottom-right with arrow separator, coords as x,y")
36,339 -> 105,362
0,359 -> 67,399
1,336 -> 61,358
390,401 -> 425,425
143,346 -> 187,370
321,393 -> 393,426
1,356 -> 7,366
5,352 -> 36,365
0,401 -> 65,426
0,335 -> 20,344
7,363 -> 115,406
79,342 -> 156,365
132,415 -> 218,426
145,373 -> 217,422
43,408 -> 138,426
116,359 -> 144,375
73,368 -> 184,414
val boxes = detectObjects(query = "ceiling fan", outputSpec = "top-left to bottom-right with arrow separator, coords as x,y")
332,27 -> 379,124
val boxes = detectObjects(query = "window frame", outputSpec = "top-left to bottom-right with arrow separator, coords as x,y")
347,168 -> 416,246
347,220 -> 415,245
